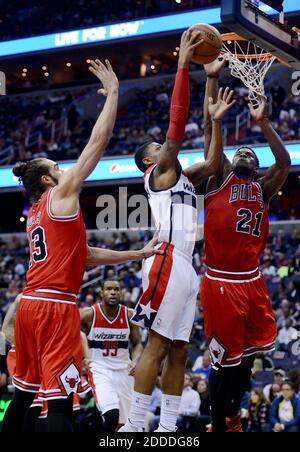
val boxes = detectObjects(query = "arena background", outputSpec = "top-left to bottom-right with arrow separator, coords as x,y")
0,0 -> 299,433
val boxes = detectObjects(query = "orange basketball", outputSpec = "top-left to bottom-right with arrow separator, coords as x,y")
190,23 -> 222,65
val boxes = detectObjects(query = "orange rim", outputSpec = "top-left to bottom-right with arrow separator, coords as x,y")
220,50 -> 275,61
221,32 -> 246,41
221,32 -> 291,66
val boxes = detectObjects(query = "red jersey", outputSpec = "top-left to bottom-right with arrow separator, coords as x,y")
204,172 -> 269,274
23,187 -> 87,301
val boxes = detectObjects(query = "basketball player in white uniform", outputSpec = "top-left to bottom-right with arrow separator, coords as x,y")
80,279 -> 143,432
120,30 -> 236,432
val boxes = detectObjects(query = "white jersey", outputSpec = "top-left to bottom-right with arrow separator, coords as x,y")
144,164 -> 197,257
87,303 -> 131,371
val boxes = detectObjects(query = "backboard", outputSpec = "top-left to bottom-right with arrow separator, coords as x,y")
221,0 -> 300,69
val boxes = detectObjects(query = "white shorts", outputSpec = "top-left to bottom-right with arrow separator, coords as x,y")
131,243 -> 199,342
89,365 -> 134,424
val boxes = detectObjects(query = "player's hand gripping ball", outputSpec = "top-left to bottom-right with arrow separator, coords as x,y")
189,23 -> 222,65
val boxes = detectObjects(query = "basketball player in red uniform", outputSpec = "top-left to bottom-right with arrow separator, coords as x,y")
80,278 -> 143,432
2,60 -> 160,433
201,59 -> 291,432
2,301 -> 89,432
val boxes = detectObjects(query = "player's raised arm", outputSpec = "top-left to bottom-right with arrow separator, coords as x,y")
152,30 -> 203,189
203,58 -> 226,157
51,59 -> 119,216
184,87 -> 235,186
249,96 -> 291,202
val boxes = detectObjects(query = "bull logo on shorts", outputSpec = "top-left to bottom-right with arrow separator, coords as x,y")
212,349 -> 221,359
208,337 -> 226,366
58,361 -> 81,395
65,375 -> 79,389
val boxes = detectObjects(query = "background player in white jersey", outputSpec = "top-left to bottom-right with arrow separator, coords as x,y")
120,30 -> 236,433
80,279 -> 143,432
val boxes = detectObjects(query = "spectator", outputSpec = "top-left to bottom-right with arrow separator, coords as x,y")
277,304 -> 296,329
192,349 -> 211,379
277,319 -> 299,350
270,82 -> 286,116
263,370 -> 286,402
267,381 -> 300,432
262,257 -> 277,280
150,373 -> 200,432
176,373 -> 201,432
246,388 -> 270,432
185,118 -> 199,134
196,378 -> 211,432
252,352 -> 274,373
144,377 -> 162,432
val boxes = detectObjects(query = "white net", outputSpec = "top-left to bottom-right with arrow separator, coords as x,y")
221,38 -> 276,108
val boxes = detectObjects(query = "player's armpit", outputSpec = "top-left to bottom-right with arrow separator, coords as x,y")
258,164 -> 290,203
154,138 -> 182,179
49,186 -> 80,217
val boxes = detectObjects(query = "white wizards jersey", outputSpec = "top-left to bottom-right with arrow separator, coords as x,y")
87,304 -> 131,371
144,164 -> 198,257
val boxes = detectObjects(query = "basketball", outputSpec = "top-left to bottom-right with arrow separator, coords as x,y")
190,23 -> 222,65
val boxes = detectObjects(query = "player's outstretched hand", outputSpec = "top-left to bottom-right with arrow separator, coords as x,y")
248,94 -> 267,122
204,56 -> 226,77
208,87 -> 236,120
88,59 -> 119,96
141,226 -> 164,258
178,28 -> 204,67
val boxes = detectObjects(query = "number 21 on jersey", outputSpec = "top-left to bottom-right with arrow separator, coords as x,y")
236,208 -> 263,237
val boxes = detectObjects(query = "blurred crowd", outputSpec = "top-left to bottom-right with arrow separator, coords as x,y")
1,73 -> 299,167
0,1 -> 220,41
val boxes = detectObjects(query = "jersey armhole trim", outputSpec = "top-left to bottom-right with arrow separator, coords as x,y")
254,181 -> 268,208
47,187 -> 80,222
205,172 -> 234,199
147,164 -> 182,193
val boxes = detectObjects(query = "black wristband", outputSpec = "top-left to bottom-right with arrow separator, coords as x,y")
212,118 -> 222,122
207,75 -> 219,79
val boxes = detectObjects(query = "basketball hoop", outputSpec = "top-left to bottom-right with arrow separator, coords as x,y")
221,33 -> 278,108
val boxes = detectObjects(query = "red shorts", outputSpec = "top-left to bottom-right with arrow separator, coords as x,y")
200,271 -> 276,367
13,297 -> 89,400
30,391 -> 82,418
